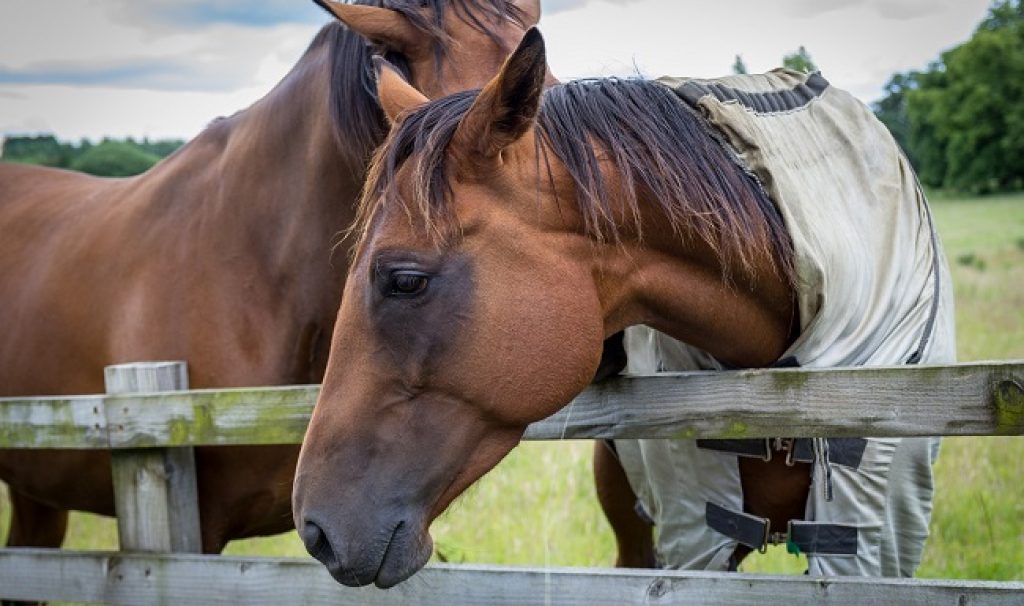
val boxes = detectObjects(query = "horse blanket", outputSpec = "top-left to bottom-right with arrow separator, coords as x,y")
615,68 -> 956,576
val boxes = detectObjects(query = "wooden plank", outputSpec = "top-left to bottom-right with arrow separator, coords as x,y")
110,361 -> 1024,447
105,362 -> 202,554
0,550 -> 1021,606
0,393 -> 106,448
2,361 -> 1022,449
105,384 -> 319,448
525,360 -> 1024,440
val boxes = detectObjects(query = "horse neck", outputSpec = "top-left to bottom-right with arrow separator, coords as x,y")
590,159 -> 797,369
145,41 -> 361,282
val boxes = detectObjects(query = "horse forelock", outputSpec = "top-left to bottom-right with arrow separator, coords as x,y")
352,77 -> 796,287
349,89 -> 479,258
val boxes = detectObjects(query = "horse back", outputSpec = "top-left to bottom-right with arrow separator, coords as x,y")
0,162 -> 138,395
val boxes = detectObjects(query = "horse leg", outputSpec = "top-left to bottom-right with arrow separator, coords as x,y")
194,445 -> 301,555
592,332 -> 654,567
3,490 -> 69,606
6,489 -> 68,549
592,441 -> 656,568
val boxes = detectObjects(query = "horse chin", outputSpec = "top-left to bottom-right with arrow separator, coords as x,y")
374,528 -> 433,589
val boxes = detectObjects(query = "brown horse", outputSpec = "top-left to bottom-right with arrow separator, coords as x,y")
0,0 -> 543,555
293,27 -> 950,587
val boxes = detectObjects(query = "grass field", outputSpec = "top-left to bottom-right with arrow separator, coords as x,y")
2,192 -> 1023,582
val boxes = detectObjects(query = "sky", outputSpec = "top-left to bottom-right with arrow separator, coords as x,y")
0,0 -> 994,142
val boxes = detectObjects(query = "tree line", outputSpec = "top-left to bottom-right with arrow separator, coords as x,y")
1,135 -> 184,177
873,0 -> 1023,193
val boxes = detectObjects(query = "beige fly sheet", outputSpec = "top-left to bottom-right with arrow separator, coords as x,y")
616,69 -> 955,576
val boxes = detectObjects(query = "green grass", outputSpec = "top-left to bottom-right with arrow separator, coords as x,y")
2,193 -> 1023,582
913,193 -> 1024,580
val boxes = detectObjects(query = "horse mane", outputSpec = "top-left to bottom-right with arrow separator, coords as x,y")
356,77 -> 796,285
312,0 -> 526,169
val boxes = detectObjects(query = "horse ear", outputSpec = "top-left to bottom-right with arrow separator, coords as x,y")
315,1 -> 422,53
452,27 -> 547,160
511,0 -> 542,26
374,56 -> 429,124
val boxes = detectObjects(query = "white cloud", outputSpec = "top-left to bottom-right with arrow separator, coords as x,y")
545,0 -> 646,14
872,0 -> 945,20
0,1 -> 320,93
0,1 -> 321,140
779,0 -> 860,19
106,0 -> 325,29
0,83 -> 272,140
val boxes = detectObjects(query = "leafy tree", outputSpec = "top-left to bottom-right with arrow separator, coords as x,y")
782,46 -> 818,73
69,140 -> 161,177
874,0 -> 1024,192
928,21 -> 1023,191
0,135 -> 75,167
979,0 -> 1024,31
904,66 -> 950,188
873,72 -> 916,158
732,54 -> 748,75
910,0 -> 1023,191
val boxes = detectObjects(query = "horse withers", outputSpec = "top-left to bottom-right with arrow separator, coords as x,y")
292,28 -> 954,586
0,0 -> 543,557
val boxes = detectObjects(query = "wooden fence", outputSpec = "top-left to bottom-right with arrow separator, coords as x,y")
1,360 -> 1023,605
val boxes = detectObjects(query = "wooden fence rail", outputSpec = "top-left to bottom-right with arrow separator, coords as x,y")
1,550 -> 1022,606
2,360 -> 1023,605
1,360 -> 1022,449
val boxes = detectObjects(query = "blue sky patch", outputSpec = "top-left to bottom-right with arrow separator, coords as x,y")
148,0 -> 325,28
0,60 -> 246,91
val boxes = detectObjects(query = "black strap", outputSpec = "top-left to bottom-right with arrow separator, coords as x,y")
906,189 -> 942,365
789,438 -> 867,469
698,437 -> 867,469
789,521 -> 858,555
706,502 -> 769,550
773,355 -> 801,368
696,439 -> 770,460
706,503 -> 859,555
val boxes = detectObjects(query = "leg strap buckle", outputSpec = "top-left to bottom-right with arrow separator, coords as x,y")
706,503 -> 859,556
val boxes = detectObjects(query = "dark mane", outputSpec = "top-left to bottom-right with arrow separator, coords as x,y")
311,0 -> 526,170
357,78 -> 796,284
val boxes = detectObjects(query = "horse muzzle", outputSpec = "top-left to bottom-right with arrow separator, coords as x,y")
296,499 -> 433,588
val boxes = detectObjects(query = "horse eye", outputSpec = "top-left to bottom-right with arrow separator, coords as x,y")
388,271 -> 429,297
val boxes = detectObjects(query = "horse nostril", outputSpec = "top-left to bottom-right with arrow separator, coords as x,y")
300,520 -> 334,564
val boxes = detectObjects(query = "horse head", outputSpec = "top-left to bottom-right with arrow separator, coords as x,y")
292,29 -> 606,588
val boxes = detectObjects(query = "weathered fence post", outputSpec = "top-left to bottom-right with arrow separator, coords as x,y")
104,361 -> 202,553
